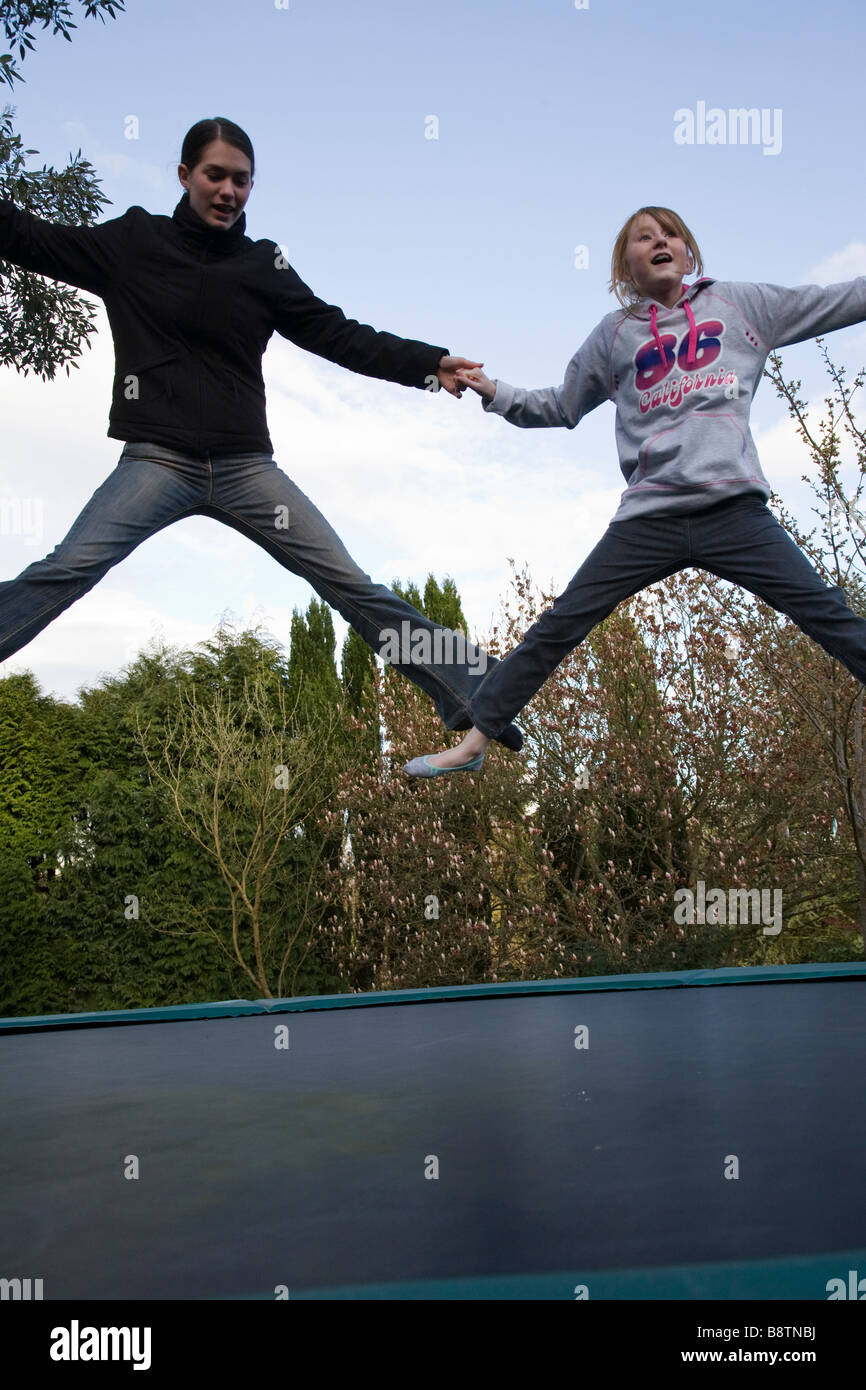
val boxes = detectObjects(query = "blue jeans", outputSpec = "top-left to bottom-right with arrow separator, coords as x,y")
468,492 -> 866,738
0,442 -> 492,727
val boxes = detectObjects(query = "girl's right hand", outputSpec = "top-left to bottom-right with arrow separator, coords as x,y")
455,367 -> 496,401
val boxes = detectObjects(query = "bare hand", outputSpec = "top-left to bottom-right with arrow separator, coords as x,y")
455,366 -> 496,401
437,355 -> 483,398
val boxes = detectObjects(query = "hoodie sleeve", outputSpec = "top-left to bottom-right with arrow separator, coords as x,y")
482,317 -> 612,427
272,260 -> 448,388
718,278 -> 866,350
0,199 -> 134,296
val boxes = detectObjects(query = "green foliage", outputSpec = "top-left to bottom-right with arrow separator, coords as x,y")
341,625 -> 377,719
0,669 -> 86,860
0,7 -> 128,377
0,100 -> 112,378
0,623 -> 349,1015
0,5 -> 124,381
287,599 -> 341,728
0,671 -> 89,1014
392,572 -> 468,634
1,3 -> 126,90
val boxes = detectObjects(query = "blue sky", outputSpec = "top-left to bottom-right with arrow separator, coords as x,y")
2,0 -> 866,700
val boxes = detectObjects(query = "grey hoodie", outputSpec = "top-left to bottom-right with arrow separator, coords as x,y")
483,276 -> 866,521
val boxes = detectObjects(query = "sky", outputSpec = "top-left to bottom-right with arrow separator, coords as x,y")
2,0 -> 866,702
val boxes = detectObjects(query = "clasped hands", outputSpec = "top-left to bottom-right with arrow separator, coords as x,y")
436,355 -> 496,401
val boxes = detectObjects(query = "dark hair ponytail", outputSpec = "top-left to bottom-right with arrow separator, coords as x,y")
180,117 -> 255,176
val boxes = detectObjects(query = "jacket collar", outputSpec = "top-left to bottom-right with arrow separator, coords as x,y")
171,191 -> 247,256
628,277 -> 715,319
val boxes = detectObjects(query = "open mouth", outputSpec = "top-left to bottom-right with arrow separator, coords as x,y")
651,252 -> 673,265
213,207 -> 233,218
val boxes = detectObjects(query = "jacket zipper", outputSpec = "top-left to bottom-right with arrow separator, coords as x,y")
196,247 -> 207,455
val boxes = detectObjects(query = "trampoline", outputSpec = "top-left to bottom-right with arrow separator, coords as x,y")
1,962 -> 865,1301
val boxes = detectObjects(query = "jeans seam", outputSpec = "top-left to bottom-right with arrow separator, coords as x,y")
1,581 -> 96,646
2,472 -> 476,717
202,504 -> 473,711
1,497 -> 203,649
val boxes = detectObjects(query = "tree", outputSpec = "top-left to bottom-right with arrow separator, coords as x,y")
318,574 -> 533,991
135,646 -> 346,1000
0,2 -> 127,377
1,2 -> 126,91
33,642 -> 242,1014
0,670 -> 88,1015
731,343 -> 866,956
478,563 -> 699,977
2,626 -> 351,1016
476,541 -> 857,976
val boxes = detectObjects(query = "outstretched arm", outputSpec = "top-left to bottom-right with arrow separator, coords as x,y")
273,260 -> 478,392
456,320 -> 612,428
0,198 -> 130,295
719,277 -> 866,351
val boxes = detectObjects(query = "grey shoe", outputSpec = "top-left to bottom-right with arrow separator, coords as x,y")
403,753 -> 486,778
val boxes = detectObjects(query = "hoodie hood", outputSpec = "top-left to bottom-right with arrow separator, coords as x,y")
627,276 -> 716,319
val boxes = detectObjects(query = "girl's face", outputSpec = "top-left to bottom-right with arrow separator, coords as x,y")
178,138 -> 253,231
624,214 -> 693,305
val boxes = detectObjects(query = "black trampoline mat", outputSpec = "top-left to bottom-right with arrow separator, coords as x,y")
1,981 -> 864,1298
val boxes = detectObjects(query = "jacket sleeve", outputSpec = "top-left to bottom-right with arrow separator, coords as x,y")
721,278 -> 866,350
0,199 -> 134,296
272,259 -> 448,388
482,318 -> 612,428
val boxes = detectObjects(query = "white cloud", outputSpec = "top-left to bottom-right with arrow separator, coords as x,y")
91,151 -> 170,193
0,587 -> 215,703
59,120 -> 169,193
803,242 -> 866,285
753,399 -> 861,481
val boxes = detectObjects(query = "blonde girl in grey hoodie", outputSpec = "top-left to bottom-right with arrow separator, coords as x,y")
405,205 -> 866,776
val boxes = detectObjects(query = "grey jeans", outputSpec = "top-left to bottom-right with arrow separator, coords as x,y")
0,441 -> 493,725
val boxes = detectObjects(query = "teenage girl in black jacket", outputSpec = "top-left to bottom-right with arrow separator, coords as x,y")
0,116 -> 521,749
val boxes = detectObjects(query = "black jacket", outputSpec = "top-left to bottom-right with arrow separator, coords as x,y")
0,191 -> 449,453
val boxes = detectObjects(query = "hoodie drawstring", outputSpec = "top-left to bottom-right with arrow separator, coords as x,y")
649,303 -> 667,369
650,294 -> 699,370
683,297 -> 698,368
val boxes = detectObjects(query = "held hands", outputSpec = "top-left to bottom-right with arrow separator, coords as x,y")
454,366 -> 496,401
436,355 -> 485,398
435,355 -> 497,401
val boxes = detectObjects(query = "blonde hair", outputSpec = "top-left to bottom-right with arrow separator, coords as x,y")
609,206 -> 703,312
